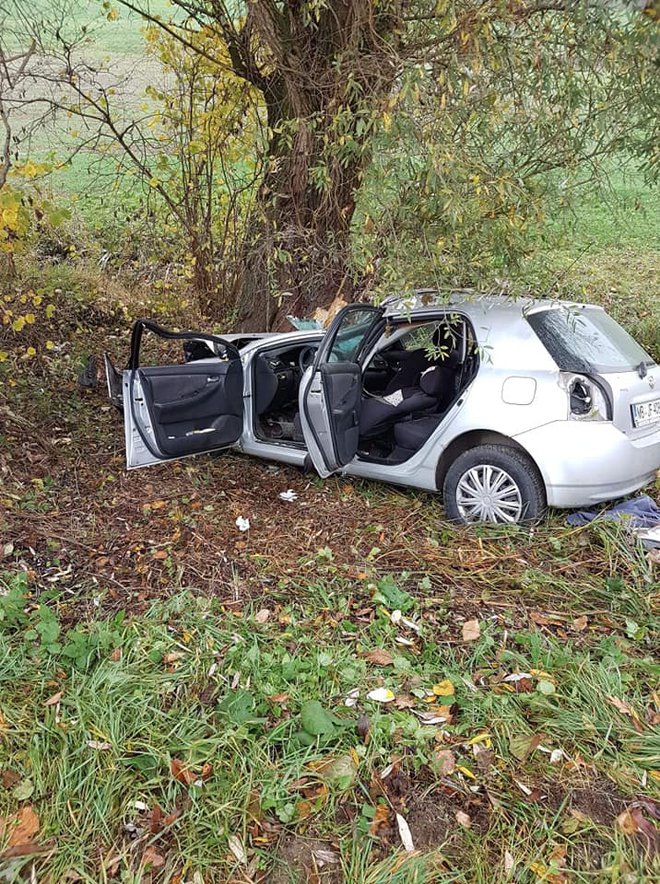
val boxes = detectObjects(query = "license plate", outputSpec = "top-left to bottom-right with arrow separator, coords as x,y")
632,397 -> 660,428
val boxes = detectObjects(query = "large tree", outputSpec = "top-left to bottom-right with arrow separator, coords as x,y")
9,0 -> 658,327
114,0 -> 656,329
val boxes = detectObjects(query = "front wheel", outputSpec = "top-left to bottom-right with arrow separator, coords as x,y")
443,444 -> 546,525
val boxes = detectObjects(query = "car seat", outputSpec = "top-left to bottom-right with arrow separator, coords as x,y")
359,365 -> 448,439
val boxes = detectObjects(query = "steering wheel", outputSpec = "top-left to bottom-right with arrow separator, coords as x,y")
298,345 -> 318,373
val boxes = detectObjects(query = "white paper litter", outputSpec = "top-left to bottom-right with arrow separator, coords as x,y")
413,710 -> 448,725
344,689 -> 360,707
279,489 -> 298,502
396,813 -> 415,852
235,516 -> 250,532
383,389 -> 404,407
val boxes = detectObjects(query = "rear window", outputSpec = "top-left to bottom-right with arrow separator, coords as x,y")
527,307 -> 654,374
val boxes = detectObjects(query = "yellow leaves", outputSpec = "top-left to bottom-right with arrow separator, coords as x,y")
25,347 -> 36,358
18,161 -> 39,179
11,317 -> 25,332
45,304 -> 56,319
432,679 -> 455,697
0,351 -> 8,362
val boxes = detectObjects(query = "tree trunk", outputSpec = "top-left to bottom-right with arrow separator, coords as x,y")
235,143 -> 365,331
201,1 -> 403,331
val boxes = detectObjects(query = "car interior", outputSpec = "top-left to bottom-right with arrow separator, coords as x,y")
252,317 -> 479,464
253,342 -> 321,444
357,318 -> 479,464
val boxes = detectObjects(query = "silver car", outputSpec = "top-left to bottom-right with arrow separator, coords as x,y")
107,292 -> 660,524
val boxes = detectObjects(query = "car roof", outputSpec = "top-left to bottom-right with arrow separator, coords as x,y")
381,289 -> 601,319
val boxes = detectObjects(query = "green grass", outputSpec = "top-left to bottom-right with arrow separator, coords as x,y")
1,544 -> 658,881
3,0 -> 172,56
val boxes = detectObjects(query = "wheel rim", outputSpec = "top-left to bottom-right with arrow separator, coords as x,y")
455,464 -> 524,524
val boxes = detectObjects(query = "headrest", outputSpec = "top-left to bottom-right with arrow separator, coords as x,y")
419,366 -> 445,396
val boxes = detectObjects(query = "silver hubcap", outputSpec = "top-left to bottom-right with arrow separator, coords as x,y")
456,464 -> 524,523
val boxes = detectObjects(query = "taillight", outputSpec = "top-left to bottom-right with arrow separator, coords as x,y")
561,373 -> 611,421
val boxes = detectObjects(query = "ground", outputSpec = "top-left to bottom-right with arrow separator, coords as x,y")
0,264 -> 659,882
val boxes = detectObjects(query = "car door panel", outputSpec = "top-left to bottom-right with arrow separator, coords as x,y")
321,363 -> 362,464
137,361 -> 243,458
122,319 -> 244,468
300,305 -> 384,477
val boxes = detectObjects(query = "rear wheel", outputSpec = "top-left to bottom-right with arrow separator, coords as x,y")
443,444 -> 546,524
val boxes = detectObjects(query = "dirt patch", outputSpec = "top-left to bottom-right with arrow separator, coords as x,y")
544,774 -> 629,826
569,779 -> 629,826
269,834 -> 342,883
404,785 -> 490,851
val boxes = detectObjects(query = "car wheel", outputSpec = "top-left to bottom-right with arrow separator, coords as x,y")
443,444 -> 546,524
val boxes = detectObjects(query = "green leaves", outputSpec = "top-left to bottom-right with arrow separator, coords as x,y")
217,689 -> 264,726
300,700 -> 336,737
371,575 -> 414,613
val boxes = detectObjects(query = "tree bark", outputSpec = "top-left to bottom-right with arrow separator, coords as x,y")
166,0 -> 404,330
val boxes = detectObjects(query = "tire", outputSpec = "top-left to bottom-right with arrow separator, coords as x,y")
443,444 -> 546,525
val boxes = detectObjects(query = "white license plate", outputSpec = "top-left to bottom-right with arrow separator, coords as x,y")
632,397 -> 660,428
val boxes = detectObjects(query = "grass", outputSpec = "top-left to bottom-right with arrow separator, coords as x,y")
1,556 -> 658,882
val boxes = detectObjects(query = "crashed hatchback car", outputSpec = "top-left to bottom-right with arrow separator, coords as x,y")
106,292 -> 660,524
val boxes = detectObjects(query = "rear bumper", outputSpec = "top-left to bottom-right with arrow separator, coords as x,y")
514,421 -> 660,509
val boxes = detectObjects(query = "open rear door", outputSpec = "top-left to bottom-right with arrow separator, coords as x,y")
299,305 -> 384,477
122,320 -> 244,469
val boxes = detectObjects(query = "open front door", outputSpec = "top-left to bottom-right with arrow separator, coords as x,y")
122,320 -> 244,469
299,305 -> 384,477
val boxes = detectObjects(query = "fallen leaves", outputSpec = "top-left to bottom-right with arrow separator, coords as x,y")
367,688 -> 395,704
616,802 -> 660,855
1,770 -> 22,790
142,845 -> 166,869
0,805 -> 40,857
227,833 -> 247,864
606,695 -> 634,717
170,758 -> 200,786
462,619 -> 481,642
432,679 -> 455,697
44,691 -> 63,707
455,810 -> 472,828
395,812 -> 415,852
433,749 -> 456,776
369,803 -> 391,837
363,648 -> 394,666
607,696 -> 644,732
509,733 -> 542,762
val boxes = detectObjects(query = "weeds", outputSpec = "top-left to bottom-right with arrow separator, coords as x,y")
1,566 -> 658,881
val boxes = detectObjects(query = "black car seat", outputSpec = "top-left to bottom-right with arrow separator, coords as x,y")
359,365 -> 447,439
382,348 -> 430,395
254,354 -> 279,415
393,414 -> 444,452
